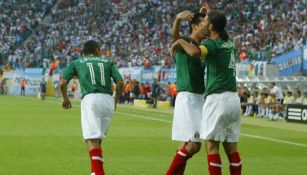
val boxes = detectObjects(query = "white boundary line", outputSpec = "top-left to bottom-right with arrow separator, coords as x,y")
121,112 -> 307,148
239,134 -> 307,147
14,97 -> 307,148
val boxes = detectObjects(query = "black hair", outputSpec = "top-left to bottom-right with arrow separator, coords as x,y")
82,40 -> 101,55
207,11 -> 229,41
189,11 -> 206,33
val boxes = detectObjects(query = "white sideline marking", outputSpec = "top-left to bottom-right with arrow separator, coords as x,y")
117,112 -> 172,123
119,112 -> 307,148
240,134 -> 307,148
18,97 -> 307,148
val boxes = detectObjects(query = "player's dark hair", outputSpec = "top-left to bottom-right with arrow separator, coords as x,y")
207,11 -> 229,41
82,40 -> 101,55
189,11 -> 206,33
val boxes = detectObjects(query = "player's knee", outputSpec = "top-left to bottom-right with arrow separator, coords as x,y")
86,139 -> 101,150
185,142 -> 201,155
192,143 -> 201,154
206,142 -> 220,154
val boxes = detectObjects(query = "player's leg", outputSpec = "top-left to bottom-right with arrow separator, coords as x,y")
166,141 -> 201,175
205,140 -> 222,175
41,92 -> 45,100
153,97 -> 157,108
81,94 -> 114,175
223,92 -> 242,175
278,99 -> 284,118
200,94 -> 223,175
167,92 -> 203,175
223,142 -> 242,175
86,139 -> 104,175
43,91 -> 46,100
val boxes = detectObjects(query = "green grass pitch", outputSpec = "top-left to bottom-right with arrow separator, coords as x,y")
0,95 -> 307,175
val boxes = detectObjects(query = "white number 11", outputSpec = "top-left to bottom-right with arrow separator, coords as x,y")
86,63 -> 105,86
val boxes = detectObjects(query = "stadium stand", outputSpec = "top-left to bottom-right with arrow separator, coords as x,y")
0,0 -> 306,69
0,0 -> 57,68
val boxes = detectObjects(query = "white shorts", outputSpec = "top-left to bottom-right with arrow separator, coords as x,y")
81,93 -> 114,140
200,92 -> 241,142
172,92 -> 204,142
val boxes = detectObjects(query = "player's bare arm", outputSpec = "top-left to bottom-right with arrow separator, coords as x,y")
59,78 -> 72,109
114,80 -> 124,111
172,11 -> 193,42
171,39 -> 208,59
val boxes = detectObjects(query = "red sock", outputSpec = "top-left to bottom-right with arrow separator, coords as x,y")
207,154 -> 222,175
89,148 -> 104,175
228,152 -> 242,175
166,147 -> 190,175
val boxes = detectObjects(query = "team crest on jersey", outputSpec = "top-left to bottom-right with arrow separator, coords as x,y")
194,132 -> 200,139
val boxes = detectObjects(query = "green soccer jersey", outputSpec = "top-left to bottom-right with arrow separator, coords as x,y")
175,36 -> 205,94
201,38 -> 237,96
61,55 -> 123,98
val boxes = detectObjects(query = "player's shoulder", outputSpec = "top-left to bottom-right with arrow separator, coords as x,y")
70,56 -> 83,65
201,38 -> 216,47
101,57 -> 116,65
200,39 -> 218,52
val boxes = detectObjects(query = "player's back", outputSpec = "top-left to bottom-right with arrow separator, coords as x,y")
69,56 -> 122,98
202,38 -> 237,95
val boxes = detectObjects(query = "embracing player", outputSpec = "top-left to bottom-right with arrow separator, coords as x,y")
172,11 -> 242,175
166,11 -> 206,175
60,40 -> 124,175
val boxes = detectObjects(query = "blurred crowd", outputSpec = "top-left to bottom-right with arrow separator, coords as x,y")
0,0 -> 56,67
226,0 -> 307,61
118,79 -> 178,108
0,0 -> 306,70
239,82 -> 307,120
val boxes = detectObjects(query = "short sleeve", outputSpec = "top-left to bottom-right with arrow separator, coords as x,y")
111,62 -> 123,83
201,39 -> 217,59
61,62 -> 76,81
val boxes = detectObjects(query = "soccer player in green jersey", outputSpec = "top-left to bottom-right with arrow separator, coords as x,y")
171,11 -> 242,175
166,11 -> 206,175
60,40 -> 124,175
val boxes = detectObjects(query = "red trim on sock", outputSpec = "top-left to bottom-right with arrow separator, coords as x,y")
207,154 -> 222,175
228,152 -> 242,175
89,148 -> 104,175
166,147 -> 190,175
179,147 -> 189,155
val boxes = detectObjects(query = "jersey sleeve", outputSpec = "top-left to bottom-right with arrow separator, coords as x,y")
111,62 -> 123,83
61,62 -> 76,81
200,39 -> 217,59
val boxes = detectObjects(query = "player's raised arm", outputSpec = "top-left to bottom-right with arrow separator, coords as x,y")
199,1 -> 217,14
172,11 -> 193,42
171,39 -> 208,59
